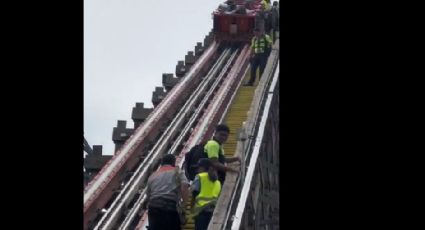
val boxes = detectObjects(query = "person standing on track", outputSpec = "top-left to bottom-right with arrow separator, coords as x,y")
143,154 -> 189,230
245,27 -> 272,86
191,158 -> 222,230
204,124 -> 240,185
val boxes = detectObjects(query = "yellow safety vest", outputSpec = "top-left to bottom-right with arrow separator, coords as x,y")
251,35 -> 272,54
261,0 -> 271,10
193,172 -> 221,216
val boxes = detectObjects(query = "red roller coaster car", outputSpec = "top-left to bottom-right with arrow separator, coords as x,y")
213,0 -> 263,42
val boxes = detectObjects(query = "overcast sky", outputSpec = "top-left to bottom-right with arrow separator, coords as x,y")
84,0 -> 224,156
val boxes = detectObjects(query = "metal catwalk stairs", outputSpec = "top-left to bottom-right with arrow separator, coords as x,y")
181,70 -> 257,230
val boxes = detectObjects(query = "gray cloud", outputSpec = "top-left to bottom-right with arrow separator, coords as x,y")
84,0 -> 223,155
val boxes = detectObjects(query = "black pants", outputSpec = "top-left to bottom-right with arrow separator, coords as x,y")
148,207 -> 181,230
248,53 -> 267,85
218,171 -> 226,186
194,210 -> 213,230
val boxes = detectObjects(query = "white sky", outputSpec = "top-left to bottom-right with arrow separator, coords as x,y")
84,0 -> 223,156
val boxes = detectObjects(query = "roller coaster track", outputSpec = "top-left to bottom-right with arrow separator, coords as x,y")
84,35 -> 279,230
136,40 -> 279,230
84,41 -> 220,229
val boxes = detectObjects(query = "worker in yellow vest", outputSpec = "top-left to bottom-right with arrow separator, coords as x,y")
261,0 -> 271,10
191,158 -> 222,230
245,27 -> 273,86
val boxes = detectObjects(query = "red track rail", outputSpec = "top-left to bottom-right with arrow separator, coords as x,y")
83,42 -> 219,230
